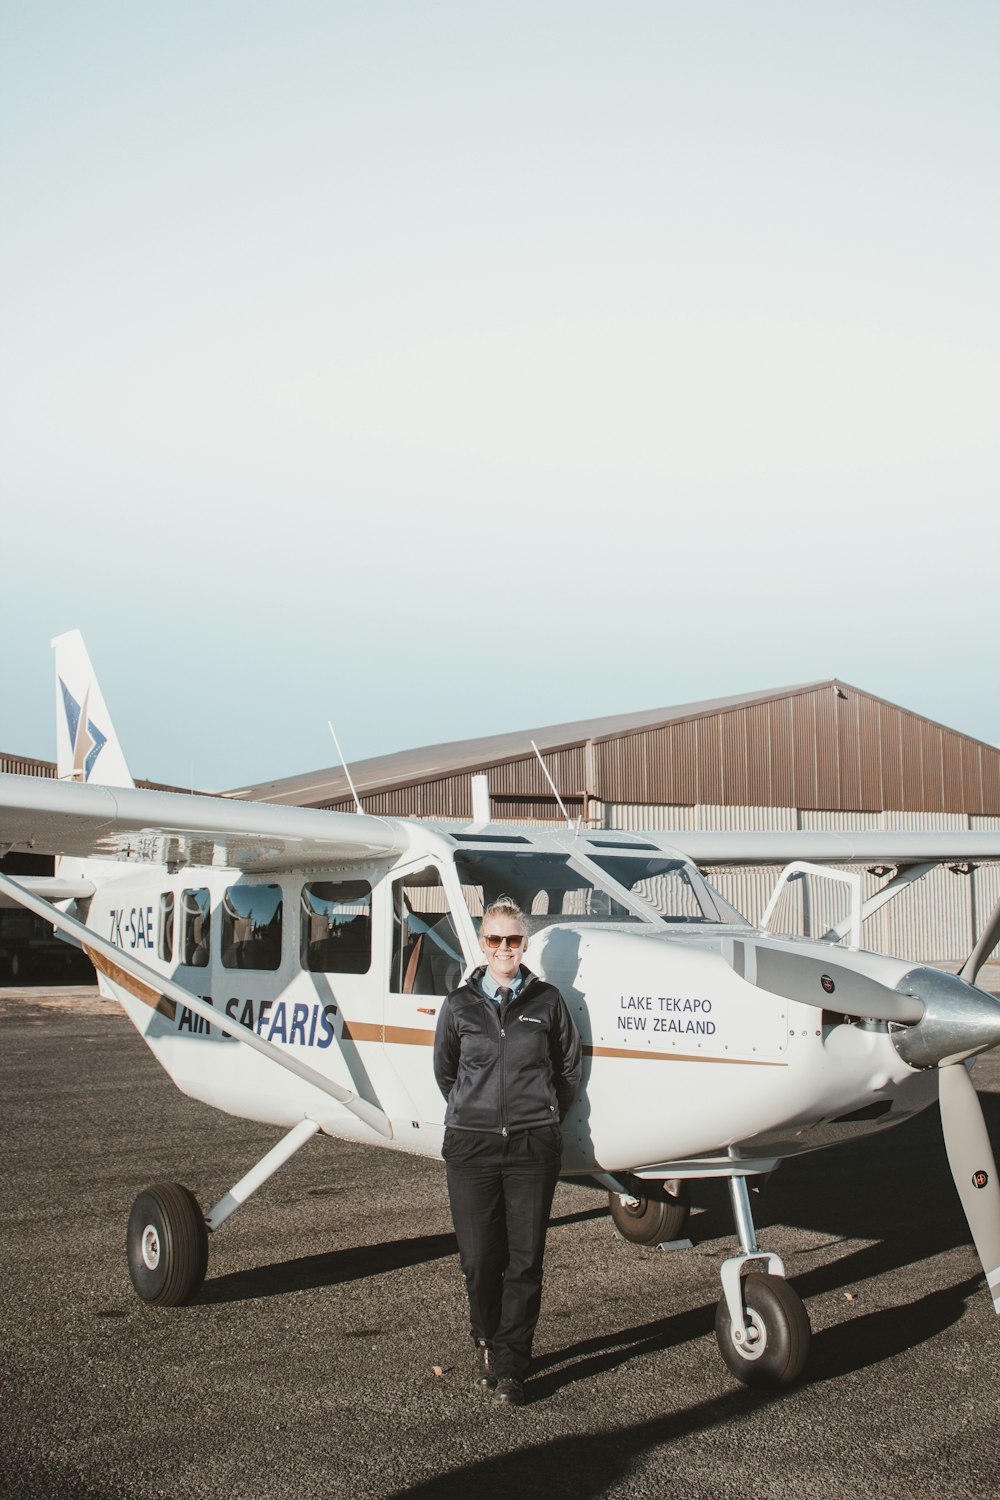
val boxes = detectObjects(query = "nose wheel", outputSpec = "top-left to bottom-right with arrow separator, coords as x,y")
713,1175 -> 811,1386
715,1270 -> 810,1385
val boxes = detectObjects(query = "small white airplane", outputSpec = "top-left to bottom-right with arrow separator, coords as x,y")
2,631 -> 999,1387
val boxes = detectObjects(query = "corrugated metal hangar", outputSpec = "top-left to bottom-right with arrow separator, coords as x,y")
4,678 -> 1000,968
223,678 -> 1000,965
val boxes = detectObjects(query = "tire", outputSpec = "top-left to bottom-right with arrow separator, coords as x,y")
126,1183 -> 208,1306
715,1273 -> 811,1386
608,1178 -> 690,1245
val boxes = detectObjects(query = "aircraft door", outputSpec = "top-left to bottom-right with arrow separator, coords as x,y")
384,865 -> 468,1123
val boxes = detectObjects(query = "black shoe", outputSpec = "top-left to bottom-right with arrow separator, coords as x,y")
492,1376 -> 525,1407
473,1340 -> 496,1391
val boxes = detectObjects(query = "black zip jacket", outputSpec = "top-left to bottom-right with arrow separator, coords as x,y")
434,965 -> 583,1134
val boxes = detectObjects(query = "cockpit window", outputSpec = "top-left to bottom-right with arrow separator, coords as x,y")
453,850 -> 650,931
587,856 -> 722,923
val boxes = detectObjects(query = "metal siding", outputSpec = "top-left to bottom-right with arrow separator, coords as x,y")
898,713 -> 923,809
856,692 -> 883,811
693,803 -> 798,831
941,731 -> 963,815
983,751 -> 1000,813
607,803 -> 697,830
962,740 -> 984,816
665,721 -> 698,804
722,710 -> 751,806
808,691 -> 836,808
876,702 -> 901,810
792,693 -> 818,808
767,698 -> 795,807
971,816 -> 1000,964
836,691 -> 862,811
696,716 -> 725,805
0,753 -> 54,778
922,724 -> 945,814
741,703 -> 770,804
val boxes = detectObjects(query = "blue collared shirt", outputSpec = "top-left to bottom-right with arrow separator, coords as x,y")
480,966 -> 525,1007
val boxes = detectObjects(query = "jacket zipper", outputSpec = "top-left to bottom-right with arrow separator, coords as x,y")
478,974 -> 542,1138
497,979 -> 540,1137
499,999 -> 507,1137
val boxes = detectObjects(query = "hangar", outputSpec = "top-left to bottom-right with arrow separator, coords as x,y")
223,679 -> 1000,965
4,678 -> 1000,970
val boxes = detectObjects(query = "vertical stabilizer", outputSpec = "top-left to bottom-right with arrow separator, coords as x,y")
52,630 -> 134,788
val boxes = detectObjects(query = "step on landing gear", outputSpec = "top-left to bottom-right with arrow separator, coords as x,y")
714,1176 -> 810,1386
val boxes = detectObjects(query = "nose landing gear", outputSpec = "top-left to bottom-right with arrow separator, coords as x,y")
714,1176 -> 810,1385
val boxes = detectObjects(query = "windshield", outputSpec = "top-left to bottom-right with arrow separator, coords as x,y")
586,855 -> 723,924
453,850 -> 653,931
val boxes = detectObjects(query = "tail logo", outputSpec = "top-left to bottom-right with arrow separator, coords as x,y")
59,678 -> 107,781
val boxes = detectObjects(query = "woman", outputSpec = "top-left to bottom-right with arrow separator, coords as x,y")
433,895 -> 582,1407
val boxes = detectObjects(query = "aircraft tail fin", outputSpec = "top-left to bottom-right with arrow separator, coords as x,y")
52,630 -> 134,789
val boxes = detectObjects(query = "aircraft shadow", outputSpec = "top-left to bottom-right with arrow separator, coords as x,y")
199,1230 -> 459,1304
199,1205 -> 606,1304
383,1272 -> 985,1500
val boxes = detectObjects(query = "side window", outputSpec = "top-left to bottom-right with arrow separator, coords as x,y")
158,891 -> 175,962
221,884 -> 283,971
181,888 -> 211,967
300,881 -> 372,973
390,867 -> 464,996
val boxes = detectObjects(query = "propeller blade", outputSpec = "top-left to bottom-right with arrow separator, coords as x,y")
959,894 -> 1000,986
939,1061 -> 1000,1314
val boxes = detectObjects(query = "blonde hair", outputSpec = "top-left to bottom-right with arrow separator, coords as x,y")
482,894 -> 526,927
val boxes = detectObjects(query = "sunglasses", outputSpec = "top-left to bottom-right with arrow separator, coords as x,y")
482,933 -> 525,950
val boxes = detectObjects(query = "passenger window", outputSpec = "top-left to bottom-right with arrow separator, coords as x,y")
300,881 -> 372,973
390,867 -> 464,996
181,888 -> 211,967
158,891 -> 175,962
221,884 -> 283,971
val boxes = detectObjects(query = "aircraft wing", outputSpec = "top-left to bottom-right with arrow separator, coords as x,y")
659,829 -> 1000,867
0,773 -> 409,873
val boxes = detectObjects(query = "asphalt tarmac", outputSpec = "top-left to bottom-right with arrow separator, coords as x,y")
1,987 -> 998,1500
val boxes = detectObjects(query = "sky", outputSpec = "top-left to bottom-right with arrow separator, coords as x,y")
2,2 -> 998,790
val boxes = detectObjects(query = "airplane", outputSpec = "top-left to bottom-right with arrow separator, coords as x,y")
1,629 -> 999,1388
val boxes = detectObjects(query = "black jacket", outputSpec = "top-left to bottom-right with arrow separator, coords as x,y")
434,965 -> 583,1134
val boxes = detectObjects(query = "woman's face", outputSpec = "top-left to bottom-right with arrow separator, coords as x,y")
479,914 -> 527,986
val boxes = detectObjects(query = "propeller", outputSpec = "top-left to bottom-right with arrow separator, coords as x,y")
938,1062 -> 1000,1312
894,910 -> 1000,1316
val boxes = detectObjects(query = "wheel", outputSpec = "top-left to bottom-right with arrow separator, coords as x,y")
608,1177 -> 690,1245
126,1183 -> 208,1306
715,1273 -> 811,1386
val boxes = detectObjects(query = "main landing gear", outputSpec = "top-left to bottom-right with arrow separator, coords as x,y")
607,1175 -> 691,1245
125,1118 -> 320,1306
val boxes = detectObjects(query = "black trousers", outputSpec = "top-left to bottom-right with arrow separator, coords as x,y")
443,1125 -> 562,1381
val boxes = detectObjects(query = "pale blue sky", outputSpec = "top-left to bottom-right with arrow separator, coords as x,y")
2,2 -> 998,789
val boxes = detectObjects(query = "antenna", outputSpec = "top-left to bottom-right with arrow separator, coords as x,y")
530,740 -> 573,830
328,721 -> 363,814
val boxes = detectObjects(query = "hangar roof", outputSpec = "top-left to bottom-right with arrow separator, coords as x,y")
221,681 -> 824,807
222,679 -> 1000,819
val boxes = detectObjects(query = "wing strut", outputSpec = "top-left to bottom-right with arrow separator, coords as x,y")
0,870 -> 393,1140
